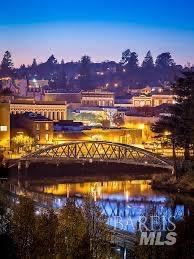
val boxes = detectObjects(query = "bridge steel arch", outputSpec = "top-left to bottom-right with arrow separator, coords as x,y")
21,141 -> 173,171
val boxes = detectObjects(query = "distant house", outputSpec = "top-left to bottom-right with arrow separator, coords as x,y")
132,94 -> 174,107
81,90 -> 115,107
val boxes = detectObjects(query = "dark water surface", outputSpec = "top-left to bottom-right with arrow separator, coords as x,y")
5,163 -> 194,233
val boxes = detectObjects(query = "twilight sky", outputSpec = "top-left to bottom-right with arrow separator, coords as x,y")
0,0 -> 194,67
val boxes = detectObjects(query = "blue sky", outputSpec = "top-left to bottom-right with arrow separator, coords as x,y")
0,0 -> 194,67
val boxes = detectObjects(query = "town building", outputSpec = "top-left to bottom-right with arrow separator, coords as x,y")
81,90 -> 115,107
53,128 -> 142,145
132,94 -> 174,107
28,79 -> 49,89
43,91 -> 81,104
69,106 -> 119,127
10,99 -> 68,121
11,113 -> 53,145
129,86 -> 152,95
0,77 -> 19,94
124,114 -> 158,143
54,120 -> 86,132
0,103 -> 10,149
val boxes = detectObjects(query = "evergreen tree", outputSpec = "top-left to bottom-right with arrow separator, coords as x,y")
46,54 -> 57,66
121,49 -> 131,66
142,51 -> 154,69
32,58 -> 38,68
155,52 -> 175,69
121,50 -> 138,71
79,55 -> 92,90
141,51 -> 155,86
30,58 -> 38,78
173,71 -> 194,162
0,51 -> 14,77
152,71 -> 194,174
17,64 -> 27,79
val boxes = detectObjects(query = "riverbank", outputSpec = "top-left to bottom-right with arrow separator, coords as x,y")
152,171 -> 194,194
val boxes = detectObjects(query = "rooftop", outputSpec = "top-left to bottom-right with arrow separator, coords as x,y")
23,112 -> 52,122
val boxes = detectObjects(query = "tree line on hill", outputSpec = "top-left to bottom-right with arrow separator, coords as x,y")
0,50 -> 193,93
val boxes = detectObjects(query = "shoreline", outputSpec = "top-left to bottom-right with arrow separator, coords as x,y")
151,175 -> 194,195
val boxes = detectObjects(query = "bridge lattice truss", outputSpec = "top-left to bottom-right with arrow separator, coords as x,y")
22,141 -> 173,170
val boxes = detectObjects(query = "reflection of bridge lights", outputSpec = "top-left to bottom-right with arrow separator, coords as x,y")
66,185 -> 70,198
125,190 -> 129,202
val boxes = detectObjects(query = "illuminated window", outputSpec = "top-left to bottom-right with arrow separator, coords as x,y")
45,123 -> 49,131
0,126 -> 7,132
45,134 -> 49,141
36,123 -> 40,130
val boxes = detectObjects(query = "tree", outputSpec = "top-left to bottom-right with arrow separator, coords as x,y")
56,197 -> 115,259
45,55 -> 58,82
142,51 -> 154,69
30,59 -> 38,78
121,49 -> 131,66
36,209 -> 58,258
152,71 -> 194,175
82,197 -> 114,259
121,50 -> 138,72
102,119 -> 111,129
11,135 -> 34,153
49,59 -> 67,89
17,64 -> 27,79
79,55 -> 93,90
56,198 -> 87,258
113,113 -> 125,127
11,197 -> 36,258
0,189 -> 16,259
155,52 -> 175,69
172,72 -> 194,162
152,113 -> 179,177
48,55 -> 57,64
0,51 -> 14,78
32,58 -> 38,68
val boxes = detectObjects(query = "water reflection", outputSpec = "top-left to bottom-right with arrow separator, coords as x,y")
7,178 -> 185,233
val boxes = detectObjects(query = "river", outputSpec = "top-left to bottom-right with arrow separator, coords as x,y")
4,163 -> 192,234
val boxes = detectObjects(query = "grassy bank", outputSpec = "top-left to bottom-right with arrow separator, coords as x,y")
152,171 -> 194,194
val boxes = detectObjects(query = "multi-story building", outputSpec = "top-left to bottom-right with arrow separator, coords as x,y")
0,103 -> 10,149
129,86 -> 152,95
70,106 -> 119,127
132,94 -> 174,107
124,114 -> 158,142
53,128 -> 142,145
43,91 -> 81,104
10,99 -> 68,121
81,90 -> 115,107
11,113 -> 53,145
